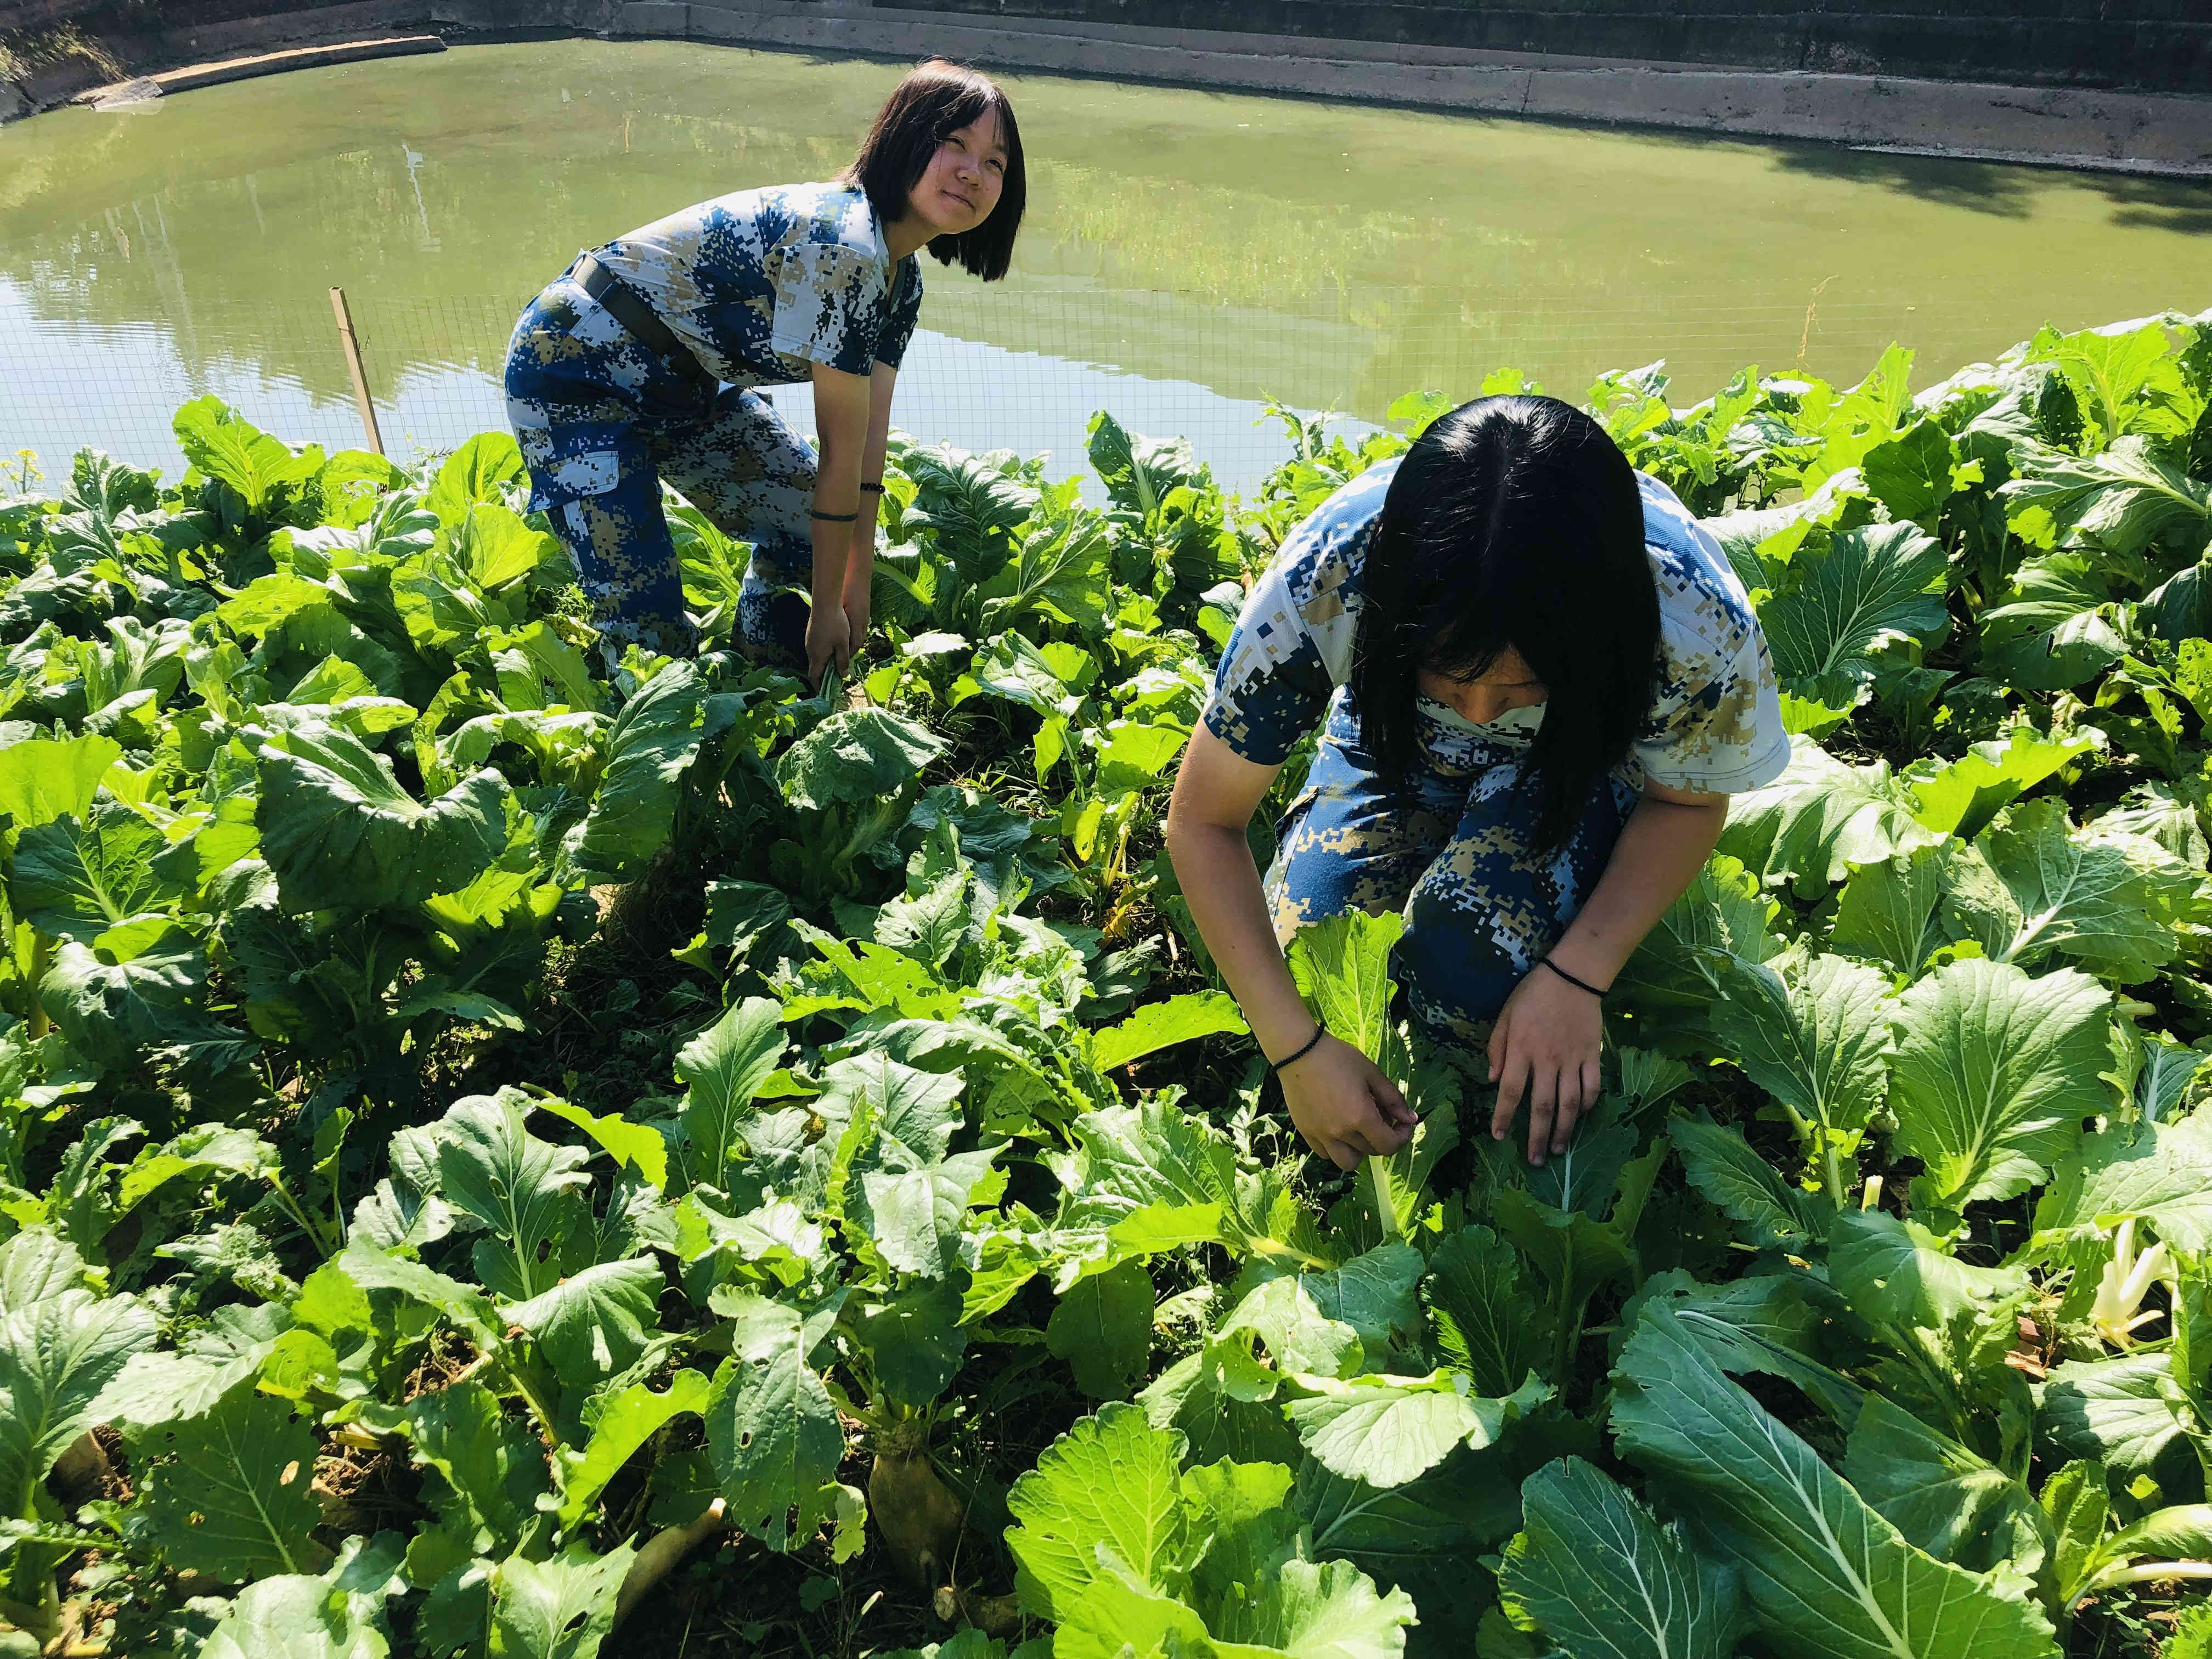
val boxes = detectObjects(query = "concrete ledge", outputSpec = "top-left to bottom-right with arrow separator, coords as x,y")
7,0 -> 2209,173
613,0 -> 2212,176
70,31 -> 443,103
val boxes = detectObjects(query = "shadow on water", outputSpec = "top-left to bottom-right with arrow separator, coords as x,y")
1769,139 -> 2212,230
2100,176 -> 2212,236
1769,144 -> 2036,216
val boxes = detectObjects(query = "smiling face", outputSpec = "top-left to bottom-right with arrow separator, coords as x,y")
905,109 -> 1007,239
1416,646 -> 1548,726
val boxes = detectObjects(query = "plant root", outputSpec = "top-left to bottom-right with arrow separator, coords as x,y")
612,1497 -> 729,1628
868,1444 -> 966,1589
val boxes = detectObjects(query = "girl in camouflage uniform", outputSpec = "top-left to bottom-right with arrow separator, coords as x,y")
505,60 -> 1025,681
1166,397 -> 1790,1173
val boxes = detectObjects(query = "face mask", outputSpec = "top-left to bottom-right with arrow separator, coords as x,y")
1418,695 -> 1547,737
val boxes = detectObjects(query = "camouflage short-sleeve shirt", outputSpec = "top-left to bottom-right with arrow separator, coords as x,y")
1201,457 -> 1791,795
589,180 -> 924,385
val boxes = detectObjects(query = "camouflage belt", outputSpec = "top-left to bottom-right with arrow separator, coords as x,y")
572,252 -> 716,407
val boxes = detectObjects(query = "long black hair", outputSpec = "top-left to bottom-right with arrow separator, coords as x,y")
845,59 -> 1027,281
1346,396 -> 1660,851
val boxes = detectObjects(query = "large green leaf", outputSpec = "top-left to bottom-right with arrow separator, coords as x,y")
1668,1118 -> 1820,1252
0,733 -> 122,832
256,724 -> 505,913
2000,435 -> 2210,560
1904,727 -> 2098,841
1976,552 -> 2127,692
1831,845 -> 1952,977
174,395 -> 324,512
1860,417 -> 1960,527
505,1256 -> 663,1385
488,1540 -> 635,1659
430,1092 -> 592,1300
983,496 -> 1115,633
39,927 -> 254,1080
1293,1457 -> 1480,1585
1720,738 -> 1943,896
1712,948 -> 1894,1151
2033,1115 -> 2212,1256
1613,1302 -> 2059,1659
1286,1370 -> 1544,1489
1286,911 -> 1402,1066
132,1386 -> 328,1582
854,1280 -> 969,1409
1091,991 -> 1250,1073
1886,957 -> 2112,1210
0,1229 -> 89,1315
674,997 -> 787,1188
1005,1403 -> 1191,1619
425,433 -> 528,529
8,795 -> 178,944
1062,1101 -> 1255,1250
705,1293 -> 846,1550
555,1368 -> 714,1530
1612,854 -> 1783,1019
1226,1245 -> 1424,1381
199,1570 -> 391,1659
357,1378 -> 549,1565
775,707 -> 946,812
93,1302 -> 289,1430
1940,801 -> 2196,983
0,1273 -> 155,1515
1208,1556 -> 1418,1659
1841,1396 -> 2031,1571
1827,1210 -> 2030,1334
1760,521 -> 1949,707
827,1051 -> 965,1167
1047,1258 -> 1156,1399
2038,1351 -> 2199,1492
854,1147 -> 999,1278
1087,412 -> 1205,521
574,659 -> 706,877
1423,1224 -> 1548,1397
1498,1456 -> 1741,1659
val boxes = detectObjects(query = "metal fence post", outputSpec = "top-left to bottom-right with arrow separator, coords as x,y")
329,286 -> 385,455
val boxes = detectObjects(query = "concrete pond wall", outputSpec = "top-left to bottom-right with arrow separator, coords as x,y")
4,0 -> 2210,173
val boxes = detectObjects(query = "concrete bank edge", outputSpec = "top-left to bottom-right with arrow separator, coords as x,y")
7,0 -> 2210,177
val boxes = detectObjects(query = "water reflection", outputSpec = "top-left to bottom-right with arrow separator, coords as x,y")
1,39 -> 2207,483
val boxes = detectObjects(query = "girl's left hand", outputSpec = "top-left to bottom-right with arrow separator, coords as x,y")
1487,964 -> 1602,1166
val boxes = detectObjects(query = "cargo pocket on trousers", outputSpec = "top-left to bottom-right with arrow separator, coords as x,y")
546,449 -> 621,500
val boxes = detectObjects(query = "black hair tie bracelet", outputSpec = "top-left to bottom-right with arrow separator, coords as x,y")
1538,956 -> 1608,998
1267,1023 -> 1326,1076
810,509 -> 859,523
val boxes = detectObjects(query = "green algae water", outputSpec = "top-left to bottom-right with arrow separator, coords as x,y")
2,37 -> 2208,486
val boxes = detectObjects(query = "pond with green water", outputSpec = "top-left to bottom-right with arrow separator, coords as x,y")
3,38 -> 2208,487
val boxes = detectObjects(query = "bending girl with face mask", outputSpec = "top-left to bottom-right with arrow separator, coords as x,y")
1166,396 -> 1790,1170
506,59 -> 1025,684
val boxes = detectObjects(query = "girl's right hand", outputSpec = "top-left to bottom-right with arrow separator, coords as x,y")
1280,1031 -> 1418,1171
805,603 -> 852,690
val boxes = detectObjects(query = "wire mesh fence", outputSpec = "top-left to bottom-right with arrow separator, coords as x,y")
2,273 -> 2028,497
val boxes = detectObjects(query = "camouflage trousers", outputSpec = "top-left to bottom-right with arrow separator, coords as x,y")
504,274 -> 815,665
1266,699 -> 1637,1041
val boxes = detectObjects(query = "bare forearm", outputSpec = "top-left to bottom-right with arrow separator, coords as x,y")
1165,821 -> 1315,1060
1547,795 -> 1728,985
844,497 -> 880,606
810,438 -> 861,607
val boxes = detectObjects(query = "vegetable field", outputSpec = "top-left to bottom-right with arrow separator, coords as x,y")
4,310 -> 2212,1659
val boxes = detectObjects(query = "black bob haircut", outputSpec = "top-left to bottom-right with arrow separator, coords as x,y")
1346,394 -> 1661,852
845,59 -> 1026,281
